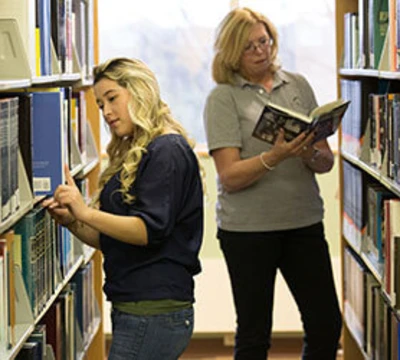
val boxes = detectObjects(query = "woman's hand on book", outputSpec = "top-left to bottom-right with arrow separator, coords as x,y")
42,196 -> 76,227
49,164 -> 92,226
271,129 -> 315,162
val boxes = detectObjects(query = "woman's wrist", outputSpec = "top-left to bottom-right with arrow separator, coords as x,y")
66,218 -> 78,228
259,152 -> 275,170
259,151 -> 281,171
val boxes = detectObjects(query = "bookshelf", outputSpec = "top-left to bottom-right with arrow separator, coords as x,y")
0,0 -> 104,359
337,0 -> 400,358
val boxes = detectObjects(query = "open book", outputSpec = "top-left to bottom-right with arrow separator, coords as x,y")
252,99 -> 351,145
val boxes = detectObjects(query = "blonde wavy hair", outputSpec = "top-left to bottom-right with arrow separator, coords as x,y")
92,57 -> 201,204
212,7 -> 280,85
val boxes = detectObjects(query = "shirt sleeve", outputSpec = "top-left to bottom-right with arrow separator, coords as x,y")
127,140 -> 182,246
203,85 -> 243,152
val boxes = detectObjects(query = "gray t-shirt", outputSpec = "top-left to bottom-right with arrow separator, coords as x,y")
203,69 -> 324,231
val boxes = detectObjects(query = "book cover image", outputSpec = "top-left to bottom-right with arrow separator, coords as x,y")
253,106 -> 310,144
252,100 -> 350,145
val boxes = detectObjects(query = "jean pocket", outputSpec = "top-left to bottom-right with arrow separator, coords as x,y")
161,307 -> 194,331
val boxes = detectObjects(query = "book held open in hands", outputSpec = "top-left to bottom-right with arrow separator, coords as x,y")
252,99 -> 351,145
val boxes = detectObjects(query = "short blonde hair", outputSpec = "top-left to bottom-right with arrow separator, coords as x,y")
212,7 -> 280,85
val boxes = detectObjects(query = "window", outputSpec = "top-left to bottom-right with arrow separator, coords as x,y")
98,0 -> 337,151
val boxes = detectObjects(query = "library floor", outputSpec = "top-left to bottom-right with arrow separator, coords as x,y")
106,336 -> 344,359
179,337 -> 344,360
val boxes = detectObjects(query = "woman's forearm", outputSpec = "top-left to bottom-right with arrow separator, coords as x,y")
78,208 -> 148,246
67,220 -> 101,249
218,152 -> 279,193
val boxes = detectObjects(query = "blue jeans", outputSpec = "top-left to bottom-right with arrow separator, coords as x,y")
219,222 -> 342,360
108,307 -> 194,360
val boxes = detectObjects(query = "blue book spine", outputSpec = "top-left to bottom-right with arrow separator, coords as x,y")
38,0 -> 53,76
32,91 -> 64,196
71,268 -> 85,335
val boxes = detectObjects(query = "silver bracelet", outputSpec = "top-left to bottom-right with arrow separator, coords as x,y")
259,152 -> 275,171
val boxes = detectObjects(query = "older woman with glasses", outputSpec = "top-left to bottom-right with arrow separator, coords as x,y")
203,7 -> 342,360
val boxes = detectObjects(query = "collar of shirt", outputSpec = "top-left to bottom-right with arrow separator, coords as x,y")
233,70 -> 290,92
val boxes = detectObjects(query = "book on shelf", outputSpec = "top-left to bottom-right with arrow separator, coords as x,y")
41,300 -> 62,360
0,255 -> 6,349
365,271 -> 380,357
390,307 -> 400,358
383,199 -> 400,306
368,93 -> 388,171
340,78 -> 377,161
373,288 -> 391,360
370,0 -> 389,70
13,208 -> 37,318
344,246 -> 367,349
74,91 -> 87,163
252,99 -> 350,145
342,160 -> 368,250
9,97 -> 20,215
72,0 -> 88,75
388,0 -> 398,71
15,341 -> 41,360
31,89 -> 66,197
358,0 -> 370,68
343,12 -> 359,69
0,96 -> 21,221
17,94 -> 34,193
37,0 -> 52,76
27,324 -> 47,359
0,98 -> 12,223
0,93 -> 34,196
59,284 -> 76,360
365,183 -> 394,266
71,260 -> 96,345
51,0 -> 73,74
0,230 -> 16,349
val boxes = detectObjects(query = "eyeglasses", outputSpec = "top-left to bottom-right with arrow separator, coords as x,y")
243,37 -> 273,55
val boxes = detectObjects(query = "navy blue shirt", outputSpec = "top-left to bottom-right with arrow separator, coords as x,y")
99,134 -> 203,303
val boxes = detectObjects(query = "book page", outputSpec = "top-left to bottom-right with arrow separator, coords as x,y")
309,99 -> 348,118
265,102 -> 311,123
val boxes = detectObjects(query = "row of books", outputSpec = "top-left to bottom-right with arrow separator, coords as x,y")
344,246 -> 400,359
0,214 -> 98,356
0,94 -> 99,358
0,167 -> 93,352
0,203 -> 72,351
342,0 -> 400,71
13,262 -> 99,360
340,78 -> 400,185
0,0 -> 102,358
0,88 -> 97,228
0,0 -> 95,79
342,159 -> 400,308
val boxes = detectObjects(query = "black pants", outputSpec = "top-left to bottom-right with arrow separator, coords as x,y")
218,222 -> 342,360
